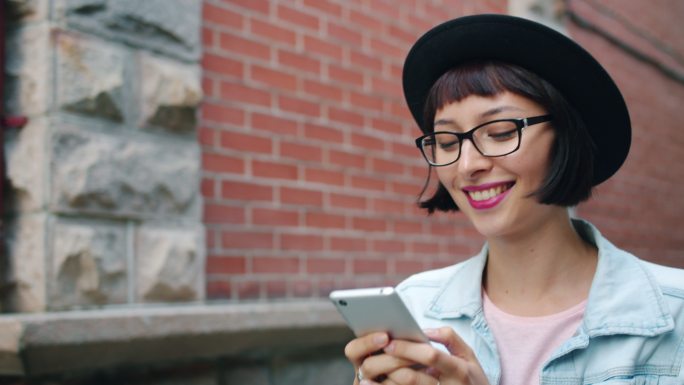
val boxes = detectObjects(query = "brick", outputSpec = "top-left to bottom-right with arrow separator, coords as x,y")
303,0 -> 343,17
252,207 -> 299,226
302,79 -> 343,102
228,0 -> 270,15
304,35 -> 343,60
391,181 -> 421,196
204,3 -> 243,28
202,77 -> 216,98
221,180 -> 273,201
202,153 -> 245,174
252,112 -> 299,136
220,130 -> 273,153
251,64 -> 297,91
328,64 -> 364,87
250,18 -> 296,46
202,102 -> 244,125
201,178 -> 216,198
280,186 -> 324,206
353,259 -> 386,274
305,212 -> 346,229
327,21 -> 363,45
219,32 -> 270,60
369,37 -> 404,58
220,81 -> 271,107
328,150 -> 366,170
253,257 -> 300,274
277,4 -> 320,31
278,51 -> 320,76
252,160 -> 298,180
281,233 -> 324,251
394,259 -> 424,275
372,239 -> 406,253
279,95 -> 320,117
351,133 -> 385,152
235,280 -> 261,300
304,167 -> 345,186
351,175 -> 385,192
202,27 -> 216,48
352,217 -> 387,232
330,236 -> 366,252
203,203 -> 245,224
372,197 -> 408,214
280,141 -> 323,162
265,280 -> 288,299
394,219 -> 423,234
304,122 -> 344,143
371,157 -> 405,175
371,117 -> 402,134
198,126 -> 216,147
330,193 -> 367,210
222,231 -> 274,249
371,75 -> 401,97
202,53 -> 243,78
410,241 -> 440,255
350,91 -> 384,112
350,50 -> 383,73
306,257 -> 345,274
292,280 -> 314,297
349,10 -> 384,34
329,106 -> 364,127
206,256 -> 246,274
206,280 -> 232,299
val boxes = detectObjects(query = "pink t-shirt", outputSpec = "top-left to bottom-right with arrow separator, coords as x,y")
482,293 -> 586,385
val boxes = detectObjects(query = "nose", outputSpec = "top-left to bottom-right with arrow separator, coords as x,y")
457,139 -> 492,180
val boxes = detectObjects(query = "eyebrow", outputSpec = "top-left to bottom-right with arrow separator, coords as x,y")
433,105 -> 526,127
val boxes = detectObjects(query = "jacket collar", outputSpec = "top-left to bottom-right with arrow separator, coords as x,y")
425,219 -> 674,337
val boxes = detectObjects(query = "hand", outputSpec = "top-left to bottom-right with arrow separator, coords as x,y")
375,327 -> 490,385
345,332 -> 421,384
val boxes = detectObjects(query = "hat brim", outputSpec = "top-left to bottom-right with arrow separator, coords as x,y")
402,14 -> 630,186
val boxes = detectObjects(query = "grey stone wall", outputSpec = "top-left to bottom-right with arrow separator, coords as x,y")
2,0 -> 205,312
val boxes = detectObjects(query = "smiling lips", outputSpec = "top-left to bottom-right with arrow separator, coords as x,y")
462,182 -> 515,210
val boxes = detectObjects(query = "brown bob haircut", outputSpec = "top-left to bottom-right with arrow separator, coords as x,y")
418,61 -> 595,214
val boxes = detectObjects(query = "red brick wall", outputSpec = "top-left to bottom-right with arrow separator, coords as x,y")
200,0 -> 684,301
568,0 -> 684,268
200,0 -> 506,300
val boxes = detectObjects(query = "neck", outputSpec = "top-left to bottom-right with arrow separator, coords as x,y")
483,210 -> 597,316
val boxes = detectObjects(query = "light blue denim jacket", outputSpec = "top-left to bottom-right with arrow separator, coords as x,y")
397,220 -> 684,384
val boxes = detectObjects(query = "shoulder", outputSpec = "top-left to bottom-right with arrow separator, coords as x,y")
397,257 -> 473,292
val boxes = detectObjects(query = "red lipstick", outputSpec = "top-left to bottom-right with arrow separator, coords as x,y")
462,182 -> 514,210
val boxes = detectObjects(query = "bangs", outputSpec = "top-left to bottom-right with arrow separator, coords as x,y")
421,61 -> 550,133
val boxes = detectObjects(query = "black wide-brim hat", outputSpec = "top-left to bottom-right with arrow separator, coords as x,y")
403,14 -> 631,186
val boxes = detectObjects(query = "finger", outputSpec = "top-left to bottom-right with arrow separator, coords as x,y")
345,332 -> 390,364
424,327 -> 476,361
360,353 -> 417,382
386,367 -> 440,385
383,339 -> 468,378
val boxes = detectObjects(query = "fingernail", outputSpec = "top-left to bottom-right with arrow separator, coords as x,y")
373,333 -> 388,346
360,380 -> 372,385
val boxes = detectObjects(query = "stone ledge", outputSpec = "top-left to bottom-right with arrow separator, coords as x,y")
0,300 -> 352,377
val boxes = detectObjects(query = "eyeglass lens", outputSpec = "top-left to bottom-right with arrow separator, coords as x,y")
421,120 -> 520,165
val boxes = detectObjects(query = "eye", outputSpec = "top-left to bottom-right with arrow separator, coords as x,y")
480,121 -> 518,142
436,135 -> 459,151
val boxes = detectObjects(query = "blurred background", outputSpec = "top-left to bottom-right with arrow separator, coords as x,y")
1,0 -> 682,384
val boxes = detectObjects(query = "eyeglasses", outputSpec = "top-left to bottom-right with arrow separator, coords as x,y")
414,115 -> 553,166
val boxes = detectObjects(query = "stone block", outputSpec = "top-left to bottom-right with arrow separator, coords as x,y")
6,0 -> 49,22
4,214 -> 47,312
136,225 -> 204,302
4,117 -> 48,212
56,32 -> 125,122
50,219 -> 128,309
4,22 -> 51,117
61,0 -> 202,61
272,349 -> 353,385
51,125 -> 200,218
140,54 -> 202,133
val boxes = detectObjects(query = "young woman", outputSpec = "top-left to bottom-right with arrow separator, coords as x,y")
344,15 -> 684,385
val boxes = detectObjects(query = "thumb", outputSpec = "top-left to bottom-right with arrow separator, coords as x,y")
424,327 -> 476,360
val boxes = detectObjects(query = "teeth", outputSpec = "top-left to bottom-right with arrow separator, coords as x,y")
468,185 -> 509,201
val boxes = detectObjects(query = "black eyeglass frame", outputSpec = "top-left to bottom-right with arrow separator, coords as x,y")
414,114 -> 553,167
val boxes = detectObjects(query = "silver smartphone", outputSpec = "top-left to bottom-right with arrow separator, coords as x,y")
330,286 -> 429,343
